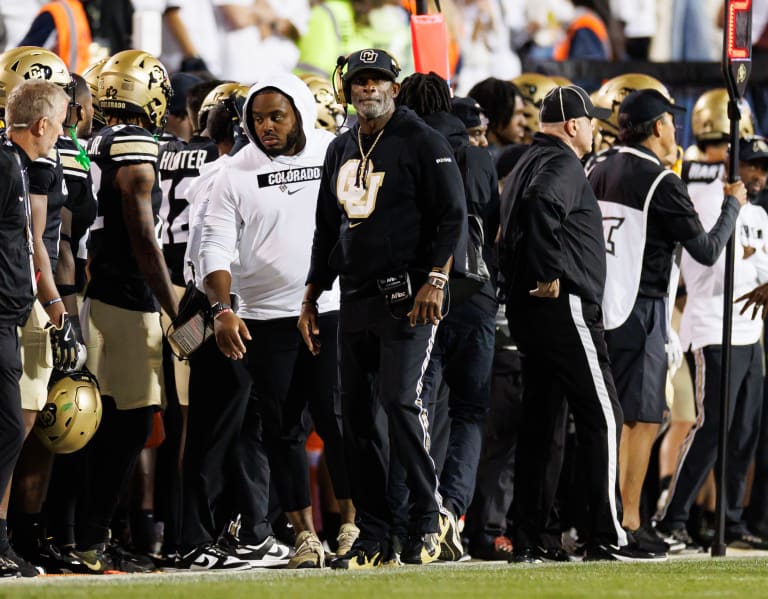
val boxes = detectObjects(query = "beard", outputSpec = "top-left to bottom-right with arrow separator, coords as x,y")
262,120 -> 304,157
355,96 -> 393,121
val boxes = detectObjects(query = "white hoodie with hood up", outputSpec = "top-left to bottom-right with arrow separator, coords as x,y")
199,73 -> 339,320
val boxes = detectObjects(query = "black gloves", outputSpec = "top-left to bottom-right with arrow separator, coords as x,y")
46,313 -> 87,372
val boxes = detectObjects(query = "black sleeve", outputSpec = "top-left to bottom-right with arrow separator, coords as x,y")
416,131 -> 467,269
654,175 -> 706,243
27,161 -> 56,195
682,196 -> 740,266
523,155 -> 581,283
307,146 -> 342,289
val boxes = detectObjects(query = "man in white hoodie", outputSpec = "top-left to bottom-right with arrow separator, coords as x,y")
199,72 -> 351,569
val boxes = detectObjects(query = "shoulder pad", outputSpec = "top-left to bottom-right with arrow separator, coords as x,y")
89,124 -> 158,164
682,161 -> 725,184
57,136 -> 89,179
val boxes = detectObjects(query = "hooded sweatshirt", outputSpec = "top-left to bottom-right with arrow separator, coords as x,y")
199,73 -> 339,320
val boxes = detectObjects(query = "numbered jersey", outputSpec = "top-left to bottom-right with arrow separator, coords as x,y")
158,135 -> 218,286
86,124 -> 162,312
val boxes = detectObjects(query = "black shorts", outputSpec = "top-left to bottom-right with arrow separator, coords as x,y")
605,296 -> 667,423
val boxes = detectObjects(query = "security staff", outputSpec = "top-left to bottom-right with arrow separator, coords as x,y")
300,48 -> 467,568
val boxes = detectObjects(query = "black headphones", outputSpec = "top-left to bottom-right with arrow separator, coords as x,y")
331,50 -> 402,107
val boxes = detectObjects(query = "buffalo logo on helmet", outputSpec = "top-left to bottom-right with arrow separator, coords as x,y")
149,65 -> 167,90
37,404 -> 58,429
359,50 -> 379,63
25,63 -> 53,81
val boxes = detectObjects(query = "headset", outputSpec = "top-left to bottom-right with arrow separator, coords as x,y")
331,50 -> 402,107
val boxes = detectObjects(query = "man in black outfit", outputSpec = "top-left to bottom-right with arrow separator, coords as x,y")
0,79 -> 70,578
501,85 -> 658,562
300,48 -> 467,568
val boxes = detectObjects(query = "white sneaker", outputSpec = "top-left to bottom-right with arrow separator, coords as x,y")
225,536 -> 292,567
178,544 -> 252,571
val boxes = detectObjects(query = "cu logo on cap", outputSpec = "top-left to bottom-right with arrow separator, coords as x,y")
360,50 -> 379,63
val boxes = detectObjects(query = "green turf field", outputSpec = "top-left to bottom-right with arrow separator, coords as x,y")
2,558 -> 768,598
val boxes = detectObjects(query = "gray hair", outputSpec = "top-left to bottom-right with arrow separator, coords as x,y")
6,79 -> 69,129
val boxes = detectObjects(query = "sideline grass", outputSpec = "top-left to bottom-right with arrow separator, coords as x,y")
2,558 -> 768,599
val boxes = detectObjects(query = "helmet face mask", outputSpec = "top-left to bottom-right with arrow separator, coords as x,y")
97,50 -> 172,133
0,46 -> 73,110
35,371 -> 102,454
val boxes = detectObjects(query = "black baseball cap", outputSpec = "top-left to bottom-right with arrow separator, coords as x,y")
169,72 -> 202,116
740,136 -> 768,162
342,49 -> 401,85
618,88 -> 685,127
452,97 -> 484,128
539,85 -> 611,123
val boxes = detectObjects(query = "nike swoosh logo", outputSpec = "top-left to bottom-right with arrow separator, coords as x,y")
198,554 -> 217,568
286,187 -> 304,195
349,222 -> 363,228
84,559 -> 102,571
63,328 -> 73,342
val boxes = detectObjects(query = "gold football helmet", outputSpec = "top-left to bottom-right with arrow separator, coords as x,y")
82,57 -> 108,127
97,49 -> 172,132
691,88 -> 755,144
511,73 -> 558,141
592,74 -> 672,144
198,82 -> 249,131
0,46 -> 72,110
300,73 -> 345,133
35,371 -> 102,454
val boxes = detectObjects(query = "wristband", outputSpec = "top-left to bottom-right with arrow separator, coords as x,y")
42,297 -> 63,308
427,275 -> 447,290
428,271 -> 449,282
301,299 -> 318,309
209,301 -> 231,320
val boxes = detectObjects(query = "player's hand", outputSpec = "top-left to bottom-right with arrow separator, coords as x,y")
736,283 -> 768,320
724,180 -> 747,207
46,313 -> 87,371
530,279 -> 560,298
298,302 -> 322,356
408,283 -> 443,327
213,311 -> 250,360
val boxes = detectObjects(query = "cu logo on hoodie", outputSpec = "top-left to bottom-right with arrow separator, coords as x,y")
336,159 -> 385,219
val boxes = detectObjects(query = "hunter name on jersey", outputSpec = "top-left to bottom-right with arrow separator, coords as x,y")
257,167 -> 323,188
158,148 -> 211,172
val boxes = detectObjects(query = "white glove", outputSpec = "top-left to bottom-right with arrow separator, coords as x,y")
665,328 -> 684,376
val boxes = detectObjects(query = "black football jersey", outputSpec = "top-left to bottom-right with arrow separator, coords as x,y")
59,135 -> 97,292
28,145 -> 68,274
86,124 -> 162,312
158,134 -> 218,286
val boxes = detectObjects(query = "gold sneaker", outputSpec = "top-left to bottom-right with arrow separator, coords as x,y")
336,523 -> 360,558
286,531 -> 324,569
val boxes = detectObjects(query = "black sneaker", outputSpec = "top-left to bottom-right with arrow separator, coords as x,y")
1,545 -> 44,577
0,554 -> 20,578
105,541 -> 155,573
401,533 -> 441,565
218,533 -> 292,567
584,543 -> 667,562
656,526 -> 703,554
177,544 -> 252,571
510,546 -> 543,564
330,540 -> 383,570
627,527 -> 668,556
70,543 -> 116,574
726,532 -> 768,550
438,511 -> 463,561
25,539 -> 93,574
469,535 -> 515,562
535,546 -> 572,562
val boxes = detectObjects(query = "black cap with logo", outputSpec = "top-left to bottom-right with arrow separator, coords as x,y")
618,88 -> 686,127
539,85 -> 612,123
342,49 -> 401,86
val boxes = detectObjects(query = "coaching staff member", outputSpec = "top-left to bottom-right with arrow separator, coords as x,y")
0,79 -> 70,577
300,48 -> 466,568
501,85 -> 649,562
